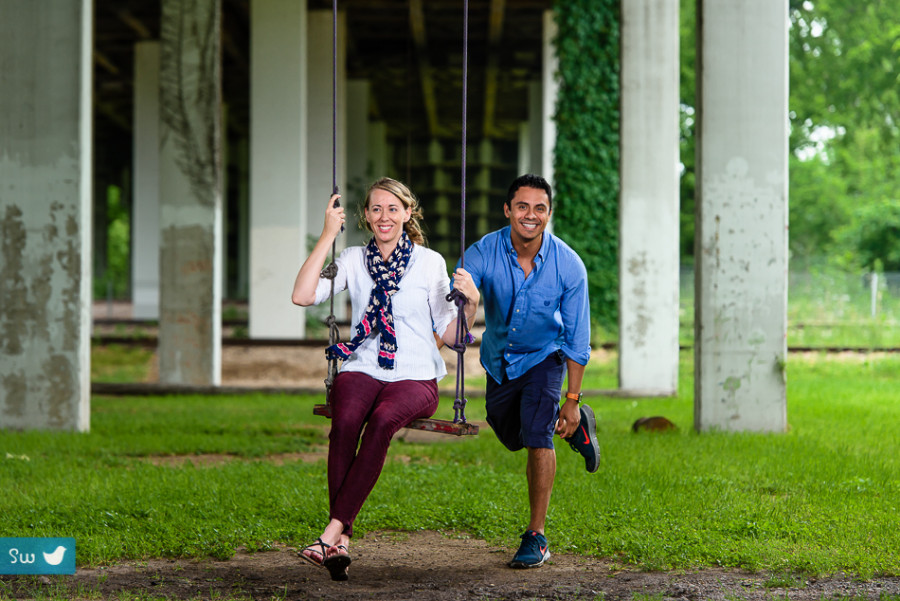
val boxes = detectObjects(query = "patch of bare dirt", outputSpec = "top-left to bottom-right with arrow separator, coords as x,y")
141,451 -> 329,467
4,531 -> 898,600
143,344 -> 488,391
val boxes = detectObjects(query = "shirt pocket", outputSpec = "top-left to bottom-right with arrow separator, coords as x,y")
527,288 -> 561,330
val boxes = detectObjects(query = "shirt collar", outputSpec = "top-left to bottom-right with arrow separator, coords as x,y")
502,225 -> 550,263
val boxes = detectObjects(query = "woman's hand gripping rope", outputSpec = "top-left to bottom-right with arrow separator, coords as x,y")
446,268 -> 479,423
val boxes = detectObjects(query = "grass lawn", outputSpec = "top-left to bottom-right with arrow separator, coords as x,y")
2,351 -> 899,579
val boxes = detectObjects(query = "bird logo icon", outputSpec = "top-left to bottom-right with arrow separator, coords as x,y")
42,546 -> 67,566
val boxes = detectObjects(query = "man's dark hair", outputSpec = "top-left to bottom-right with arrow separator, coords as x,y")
506,174 -> 553,210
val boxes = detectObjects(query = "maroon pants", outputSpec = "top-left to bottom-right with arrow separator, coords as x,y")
327,371 -> 439,537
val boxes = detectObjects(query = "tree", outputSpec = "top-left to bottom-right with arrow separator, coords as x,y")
834,198 -> 900,272
679,1 -> 900,266
788,0 -> 900,267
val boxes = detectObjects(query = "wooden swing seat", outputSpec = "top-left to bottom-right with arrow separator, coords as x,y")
313,403 -> 479,436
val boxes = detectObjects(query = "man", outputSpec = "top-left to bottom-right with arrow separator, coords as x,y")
460,173 -> 599,569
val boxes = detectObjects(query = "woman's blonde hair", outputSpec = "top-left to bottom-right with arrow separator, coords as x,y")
360,177 -> 427,246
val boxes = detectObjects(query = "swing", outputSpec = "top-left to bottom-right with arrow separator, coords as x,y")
313,0 -> 478,437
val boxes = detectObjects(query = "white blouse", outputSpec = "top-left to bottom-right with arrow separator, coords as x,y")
314,244 -> 457,382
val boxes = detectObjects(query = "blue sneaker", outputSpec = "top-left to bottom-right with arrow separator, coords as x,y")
509,530 -> 550,568
565,404 -> 600,473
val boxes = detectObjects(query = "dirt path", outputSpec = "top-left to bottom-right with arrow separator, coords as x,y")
6,530 -> 899,600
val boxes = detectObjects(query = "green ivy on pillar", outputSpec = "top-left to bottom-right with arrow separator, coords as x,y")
552,0 -> 620,332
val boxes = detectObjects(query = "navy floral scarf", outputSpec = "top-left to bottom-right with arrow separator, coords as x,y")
326,232 -> 413,369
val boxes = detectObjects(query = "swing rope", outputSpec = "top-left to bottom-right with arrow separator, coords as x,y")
319,1 -> 475,433
445,0 -> 473,424
322,0 -> 341,404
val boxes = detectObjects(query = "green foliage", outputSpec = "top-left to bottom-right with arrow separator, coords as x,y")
552,0 -> 620,331
834,198 -> 900,271
678,2 -> 900,266
788,0 -> 900,264
788,153 -> 850,263
93,185 -> 131,300
789,0 -> 900,139
679,1 -> 697,259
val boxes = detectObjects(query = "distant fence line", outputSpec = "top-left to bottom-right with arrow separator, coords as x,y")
679,267 -> 900,321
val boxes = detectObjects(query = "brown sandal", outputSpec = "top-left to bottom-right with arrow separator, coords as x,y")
298,538 -> 330,567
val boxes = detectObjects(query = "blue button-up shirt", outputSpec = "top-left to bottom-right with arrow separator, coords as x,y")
460,226 -> 591,384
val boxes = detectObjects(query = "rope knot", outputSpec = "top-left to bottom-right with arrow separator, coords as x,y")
453,397 -> 468,424
445,288 -> 467,307
320,262 -> 338,280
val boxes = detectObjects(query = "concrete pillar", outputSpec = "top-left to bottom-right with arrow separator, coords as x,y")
158,0 -> 223,385
0,0 -> 93,431
694,0 -> 788,432
346,79 -> 369,249
308,10 -> 347,236
518,81 -> 543,176
307,9 -> 347,321
367,121 -> 388,181
248,0 -> 308,338
132,40 -> 161,320
518,123 -> 531,177
235,137 -> 250,300
618,0 -> 680,396
541,11 -> 558,188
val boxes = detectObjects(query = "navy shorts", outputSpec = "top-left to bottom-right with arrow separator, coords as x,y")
485,351 -> 566,451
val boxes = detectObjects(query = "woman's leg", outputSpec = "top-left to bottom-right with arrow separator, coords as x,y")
326,372 -> 384,535
329,378 -> 439,537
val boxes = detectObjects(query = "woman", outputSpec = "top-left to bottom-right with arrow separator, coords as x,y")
291,177 -> 479,581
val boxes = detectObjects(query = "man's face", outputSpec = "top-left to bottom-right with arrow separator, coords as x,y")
504,186 -> 551,245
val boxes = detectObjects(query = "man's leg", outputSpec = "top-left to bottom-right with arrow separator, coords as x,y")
509,353 -> 565,568
509,446 -> 555,569
526,446 -> 556,534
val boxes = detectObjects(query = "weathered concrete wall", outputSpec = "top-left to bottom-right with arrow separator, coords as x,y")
694,0 -> 788,432
618,0 -> 680,396
0,0 -> 93,431
248,0 -> 308,339
158,0 -> 223,385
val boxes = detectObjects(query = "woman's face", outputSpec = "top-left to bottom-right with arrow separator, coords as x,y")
365,188 -> 411,249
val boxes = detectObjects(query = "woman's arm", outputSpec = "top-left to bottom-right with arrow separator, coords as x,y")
291,194 -> 345,307
439,267 -> 479,347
